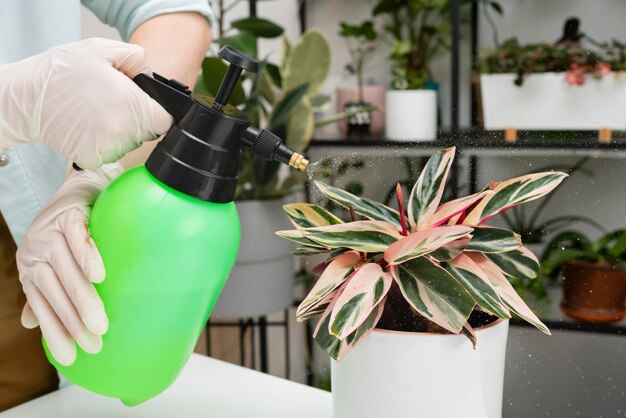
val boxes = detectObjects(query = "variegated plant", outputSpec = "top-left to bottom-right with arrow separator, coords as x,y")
277,147 -> 567,361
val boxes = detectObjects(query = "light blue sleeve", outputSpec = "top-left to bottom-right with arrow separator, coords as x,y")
81,0 -> 215,41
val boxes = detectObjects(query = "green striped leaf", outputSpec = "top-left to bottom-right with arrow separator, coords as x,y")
283,203 -> 342,229
296,251 -> 363,320
485,246 -> 539,281
430,237 -> 470,262
275,229 -> 325,248
461,322 -> 477,349
444,253 -> 511,319
408,147 -> 455,229
297,289 -> 337,322
303,221 -> 402,252
384,225 -> 473,265
466,226 -> 522,253
469,253 -> 550,334
463,172 -> 568,225
329,265 -> 391,338
391,257 -> 475,333
315,181 -> 401,228
291,246 -> 330,256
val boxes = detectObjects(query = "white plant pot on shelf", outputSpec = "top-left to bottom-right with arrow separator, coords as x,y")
480,72 -> 626,130
212,198 -> 294,319
385,89 -> 437,141
332,319 -> 509,418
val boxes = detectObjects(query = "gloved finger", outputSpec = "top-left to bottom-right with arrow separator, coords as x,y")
50,242 -> 108,336
92,38 -> 150,79
59,208 -> 105,283
21,301 -> 39,329
22,280 -> 77,366
139,96 -> 174,139
34,263 -> 103,354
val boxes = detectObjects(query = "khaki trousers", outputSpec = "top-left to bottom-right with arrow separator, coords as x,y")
0,214 -> 58,411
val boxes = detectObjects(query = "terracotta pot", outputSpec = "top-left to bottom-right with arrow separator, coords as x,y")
560,259 -> 626,323
336,86 -> 385,138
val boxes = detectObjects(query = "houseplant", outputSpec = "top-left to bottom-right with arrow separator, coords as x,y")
479,36 -> 626,131
337,20 -> 385,138
498,157 -> 604,300
277,147 -> 566,417
373,0 -> 447,141
541,230 -> 626,324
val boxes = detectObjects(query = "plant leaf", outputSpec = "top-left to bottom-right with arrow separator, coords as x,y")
391,257 -> 475,333
430,237 -> 471,262
297,289 -> 337,322
469,253 -> 550,335
275,229 -> 325,248
286,98 -> 314,153
283,203 -> 342,229
463,172 -> 568,225
485,246 -> 540,281
466,226 -> 522,253
231,17 -> 284,38
462,322 -> 477,349
291,246 -> 331,257
444,254 -> 511,319
216,32 -> 257,57
315,181 -> 401,228
329,265 -> 391,339
422,190 -> 493,228
408,147 -> 456,229
384,225 -> 473,265
296,251 -> 363,320
303,221 -> 402,252
269,84 -> 309,131
283,29 -> 331,95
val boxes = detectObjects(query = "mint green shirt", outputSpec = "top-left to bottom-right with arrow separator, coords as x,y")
0,0 -> 213,243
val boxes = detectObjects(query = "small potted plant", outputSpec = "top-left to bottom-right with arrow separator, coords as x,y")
277,147 -> 566,417
479,33 -> 626,132
541,230 -> 626,324
336,20 -> 385,138
373,0 -> 447,141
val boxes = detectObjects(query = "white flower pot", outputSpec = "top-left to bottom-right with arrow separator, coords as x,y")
212,198 -> 294,318
480,72 -> 626,130
385,90 -> 437,141
332,319 -> 509,418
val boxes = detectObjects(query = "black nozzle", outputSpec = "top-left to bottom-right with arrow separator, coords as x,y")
243,127 -> 309,171
214,47 -> 259,108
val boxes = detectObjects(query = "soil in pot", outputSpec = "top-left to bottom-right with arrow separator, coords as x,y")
377,282 -> 499,333
560,259 -> 626,324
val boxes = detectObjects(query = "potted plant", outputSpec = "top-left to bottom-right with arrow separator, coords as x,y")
336,20 -> 385,138
479,36 -> 626,131
277,147 -> 566,417
498,157 -> 604,300
373,0 -> 449,141
541,230 -> 626,324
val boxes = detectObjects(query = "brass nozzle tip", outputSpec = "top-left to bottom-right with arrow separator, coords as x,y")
289,153 -> 309,171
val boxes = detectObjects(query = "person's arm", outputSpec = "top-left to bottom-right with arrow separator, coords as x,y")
120,12 -> 212,168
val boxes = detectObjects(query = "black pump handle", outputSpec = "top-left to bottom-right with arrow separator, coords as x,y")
134,73 -> 192,123
214,47 -> 259,107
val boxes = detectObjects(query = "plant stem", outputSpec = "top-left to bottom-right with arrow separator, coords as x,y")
396,183 -> 408,236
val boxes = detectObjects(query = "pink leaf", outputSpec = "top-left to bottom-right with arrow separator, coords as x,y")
296,251 -> 364,319
384,225 -> 473,265
329,265 -> 391,339
421,190 -> 493,228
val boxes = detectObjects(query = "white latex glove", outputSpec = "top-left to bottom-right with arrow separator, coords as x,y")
16,163 -> 123,366
0,38 -> 173,169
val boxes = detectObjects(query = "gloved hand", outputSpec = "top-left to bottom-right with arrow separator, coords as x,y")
16,163 -> 123,366
0,38 -> 173,169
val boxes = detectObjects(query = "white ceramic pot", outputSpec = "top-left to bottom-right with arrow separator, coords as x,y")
212,198 -> 294,318
480,72 -> 626,130
332,319 -> 509,418
385,89 -> 437,141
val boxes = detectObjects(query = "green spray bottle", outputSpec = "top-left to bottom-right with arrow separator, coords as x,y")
44,47 -> 309,405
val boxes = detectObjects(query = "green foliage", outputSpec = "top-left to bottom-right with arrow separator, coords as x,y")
479,37 -> 626,85
541,230 -> 626,280
339,20 -> 378,102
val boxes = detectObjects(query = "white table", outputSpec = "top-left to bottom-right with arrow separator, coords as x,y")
1,354 -> 332,418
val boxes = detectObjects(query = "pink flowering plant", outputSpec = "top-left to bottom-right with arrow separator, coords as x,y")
277,148 -> 567,361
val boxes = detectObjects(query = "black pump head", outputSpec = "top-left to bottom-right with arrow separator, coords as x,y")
133,47 -> 308,203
